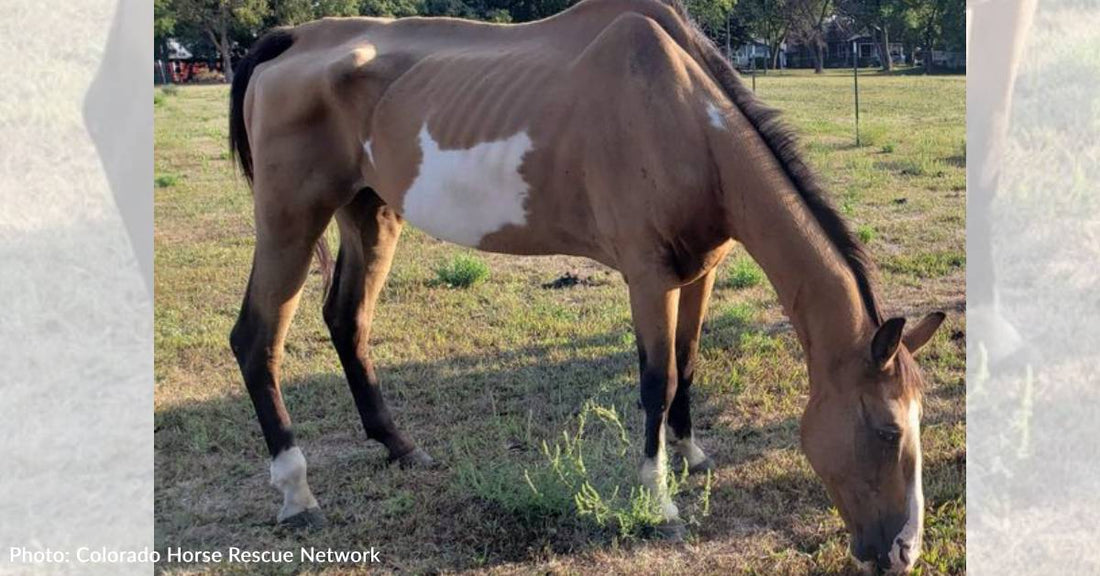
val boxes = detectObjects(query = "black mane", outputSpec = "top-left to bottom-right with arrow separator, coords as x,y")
666,1 -> 884,325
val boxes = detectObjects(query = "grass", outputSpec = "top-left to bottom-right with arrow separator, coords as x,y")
433,253 -> 490,288
154,69 -> 964,575
724,257 -> 765,289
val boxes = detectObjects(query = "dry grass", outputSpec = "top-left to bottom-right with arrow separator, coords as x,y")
154,69 -> 964,575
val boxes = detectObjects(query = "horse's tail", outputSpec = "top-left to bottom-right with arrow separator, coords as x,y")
315,236 -> 335,297
229,28 -> 295,184
228,29 -> 335,294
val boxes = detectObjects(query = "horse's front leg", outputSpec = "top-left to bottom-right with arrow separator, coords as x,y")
627,276 -> 683,534
668,268 -> 717,475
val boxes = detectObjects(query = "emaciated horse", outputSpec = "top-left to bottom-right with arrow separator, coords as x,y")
227,1 -> 946,572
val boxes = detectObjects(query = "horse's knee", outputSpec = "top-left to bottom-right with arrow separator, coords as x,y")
229,308 -> 276,377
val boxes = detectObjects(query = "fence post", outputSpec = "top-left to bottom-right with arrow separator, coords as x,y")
751,45 -> 757,93
853,41 -> 861,147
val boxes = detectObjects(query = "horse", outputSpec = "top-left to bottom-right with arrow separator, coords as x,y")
226,0 -> 946,572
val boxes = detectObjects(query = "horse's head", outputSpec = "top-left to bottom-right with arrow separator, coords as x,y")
800,312 -> 945,574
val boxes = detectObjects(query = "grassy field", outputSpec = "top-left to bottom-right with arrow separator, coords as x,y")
154,68 -> 965,575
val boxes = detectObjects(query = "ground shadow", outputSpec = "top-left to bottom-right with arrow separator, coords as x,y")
155,313 -> 963,573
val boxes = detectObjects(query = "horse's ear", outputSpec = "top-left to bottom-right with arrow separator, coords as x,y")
871,317 -> 907,369
903,311 -> 946,355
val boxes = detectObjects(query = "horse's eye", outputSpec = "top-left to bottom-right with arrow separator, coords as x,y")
876,427 -> 902,445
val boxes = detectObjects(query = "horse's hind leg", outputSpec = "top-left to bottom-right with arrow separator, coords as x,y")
230,176 -> 337,529
667,268 -> 717,475
324,188 -> 432,467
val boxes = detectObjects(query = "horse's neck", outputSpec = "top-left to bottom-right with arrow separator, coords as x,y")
725,174 -> 871,362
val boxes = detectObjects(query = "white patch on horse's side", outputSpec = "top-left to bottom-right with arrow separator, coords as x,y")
706,102 -> 726,130
640,427 -> 680,521
362,139 -> 374,166
401,125 -> 533,247
888,400 -> 924,573
270,446 -> 319,522
667,427 -> 708,468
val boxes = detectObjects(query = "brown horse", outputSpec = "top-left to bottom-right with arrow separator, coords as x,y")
227,0 -> 946,572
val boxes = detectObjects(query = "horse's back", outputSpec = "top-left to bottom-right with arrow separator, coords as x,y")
243,0 -> 729,267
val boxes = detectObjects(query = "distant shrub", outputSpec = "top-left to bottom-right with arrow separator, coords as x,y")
192,70 -> 226,84
725,257 -> 764,289
434,254 -> 489,288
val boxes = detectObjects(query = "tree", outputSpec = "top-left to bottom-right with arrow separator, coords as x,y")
686,0 -> 737,36
906,0 -> 963,72
788,0 -> 831,73
155,0 -> 179,83
837,0 -> 906,70
734,0 -> 791,70
174,0 -> 270,82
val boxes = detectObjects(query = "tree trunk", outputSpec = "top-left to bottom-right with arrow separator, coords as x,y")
879,27 -> 893,71
813,42 -> 824,73
220,24 -> 234,83
771,41 -> 782,70
924,43 -> 934,74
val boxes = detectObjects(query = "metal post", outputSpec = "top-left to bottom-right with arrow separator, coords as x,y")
751,44 -> 757,93
853,41 -> 861,147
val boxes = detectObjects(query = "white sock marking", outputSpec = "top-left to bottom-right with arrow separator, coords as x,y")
888,400 -> 924,572
402,125 -> 533,247
270,446 -> 319,522
640,427 -> 680,521
675,435 -> 709,468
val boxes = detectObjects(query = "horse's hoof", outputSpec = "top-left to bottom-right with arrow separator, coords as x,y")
653,520 -> 687,541
688,457 -> 716,476
279,507 -> 326,530
391,447 -> 436,469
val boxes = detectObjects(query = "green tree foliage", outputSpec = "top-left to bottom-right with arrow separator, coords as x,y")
158,0 -> 962,80
836,0 -> 908,70
733,0 -> 790,69
788,0 -> 831,72
271,0 -> 360,25
171,0 -> 269,80
685,0 -> 736,35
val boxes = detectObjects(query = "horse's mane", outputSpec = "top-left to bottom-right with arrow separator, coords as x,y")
664,0 -> 885,326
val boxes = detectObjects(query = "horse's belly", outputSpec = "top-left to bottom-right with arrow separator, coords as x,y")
395,124 -> 535,248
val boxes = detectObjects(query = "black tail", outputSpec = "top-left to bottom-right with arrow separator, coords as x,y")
229,29 -> 296,184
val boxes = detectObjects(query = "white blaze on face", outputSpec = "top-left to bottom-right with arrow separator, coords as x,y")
640,426 -> 680,521
401,125 -> 533,247
270,446 -> 319,522
706,102 -> 726,130
889,400 -> 924,573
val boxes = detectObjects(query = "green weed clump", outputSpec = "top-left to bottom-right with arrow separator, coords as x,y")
155,173 -> 179,188
857,224 -> 876,244
433,254 -> 490,288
